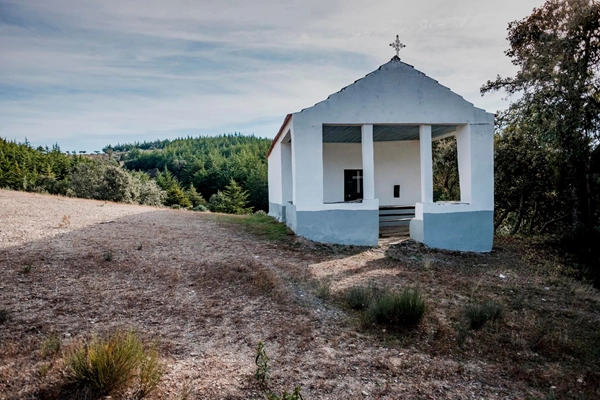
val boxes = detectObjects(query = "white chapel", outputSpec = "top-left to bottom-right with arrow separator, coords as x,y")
267,38 -> 495,252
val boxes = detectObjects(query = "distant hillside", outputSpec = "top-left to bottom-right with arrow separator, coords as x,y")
110,134 -> 272,211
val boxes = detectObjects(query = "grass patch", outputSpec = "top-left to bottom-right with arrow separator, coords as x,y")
465,300 -> 504,330
314,280 -> 331,300
345,284 -> 426,329
64,330 -> 163,397
251,268 -> 280,295
345,283 -> 378,310
217,213 -> 294,241
367,287 -> 426,329
41,333 -> 62,358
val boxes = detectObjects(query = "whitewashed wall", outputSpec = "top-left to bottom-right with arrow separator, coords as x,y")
322,141 -> 421,206
268,140 -> 282,205
290,60 -> 493,212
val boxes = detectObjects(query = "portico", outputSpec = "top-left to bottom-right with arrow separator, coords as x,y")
268,49 -> 494,251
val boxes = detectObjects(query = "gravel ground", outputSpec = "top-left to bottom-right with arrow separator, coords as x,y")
1,190 -> 598,400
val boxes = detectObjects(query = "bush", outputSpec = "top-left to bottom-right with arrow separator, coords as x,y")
70,161 -> 136,203
367,287 -> 426,328
164,185 -> 191,208
186,184 -> 207,208
131,172 -> 165,206
345,285 -> 376,310
64,330 -> 162,396
138,180 -> 165,206
209,179 -> 253,214
465,300 -> 503,330
192,204 -> 209,212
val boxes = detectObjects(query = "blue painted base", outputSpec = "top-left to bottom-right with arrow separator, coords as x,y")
293,209 -> 379,246
411,210 -> 493,252
269,202 -> 284,222
285,203 -> 297,231
268,202 -> 284,222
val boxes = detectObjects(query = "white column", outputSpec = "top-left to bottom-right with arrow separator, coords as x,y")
456,125 -> 472,204
361,124 -> 375,200
281,141 -> 292,203
419,125 -> 433,203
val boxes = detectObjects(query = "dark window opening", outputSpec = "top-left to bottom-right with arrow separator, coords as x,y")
344,169 -> 363,201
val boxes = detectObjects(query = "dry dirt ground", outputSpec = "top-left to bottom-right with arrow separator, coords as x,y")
1,190 -> 599,400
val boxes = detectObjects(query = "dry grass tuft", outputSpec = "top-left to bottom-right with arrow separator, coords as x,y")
41,333 -> 62,358
366,287 -> 426,329
464,300 -> 504,330
64,330 -> 163,397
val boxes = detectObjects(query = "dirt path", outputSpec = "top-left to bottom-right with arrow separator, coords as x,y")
1,190 -> 598,399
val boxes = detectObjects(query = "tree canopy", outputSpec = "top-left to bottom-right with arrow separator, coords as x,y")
119,134 -> 270,212
482,0 -> 600,232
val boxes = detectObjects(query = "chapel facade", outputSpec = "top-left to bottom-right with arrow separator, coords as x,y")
267,53 -> 494,252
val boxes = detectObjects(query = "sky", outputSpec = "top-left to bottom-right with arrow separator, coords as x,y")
0,0 -> 546,153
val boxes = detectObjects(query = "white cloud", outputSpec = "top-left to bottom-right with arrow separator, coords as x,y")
0,0 -> 545,151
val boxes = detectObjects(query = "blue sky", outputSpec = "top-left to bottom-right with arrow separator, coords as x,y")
0,0 -> 545,153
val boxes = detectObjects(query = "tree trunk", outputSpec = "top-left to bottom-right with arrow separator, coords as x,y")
569,143 -> 591,233
540,214 -> 569,234
528,200 -> 539,233
510,194 -> 525,235
494,208 -> 511,232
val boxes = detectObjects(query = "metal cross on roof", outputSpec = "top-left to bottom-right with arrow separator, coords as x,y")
389,35 -> 406,59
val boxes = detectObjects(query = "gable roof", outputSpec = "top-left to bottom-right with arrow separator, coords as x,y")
300,56 -> 476,113
266,113 -> 292,158
267,57 -> 493,157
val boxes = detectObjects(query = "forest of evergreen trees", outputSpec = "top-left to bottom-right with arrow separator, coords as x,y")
118,134 -> 271,212
0,134 -> 270,213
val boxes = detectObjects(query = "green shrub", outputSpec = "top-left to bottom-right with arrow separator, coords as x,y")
345,285 -> 376,310
254,340 -> 270,385
71,161 -> 137,203
209,179 -> 253,214
367,287 -> 426,328
186,184 -> 207,208
465,300 -> 503,330
192,204 -> 209,212
165,186 -> 192,208
64,330 -> 162,396
136,178 -> 165,206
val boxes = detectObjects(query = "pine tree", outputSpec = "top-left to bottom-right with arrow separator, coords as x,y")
209,179 -> 253,214
186,184 -> 207,207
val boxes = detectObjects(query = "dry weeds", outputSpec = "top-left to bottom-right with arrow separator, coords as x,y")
0,189 -> 599,399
